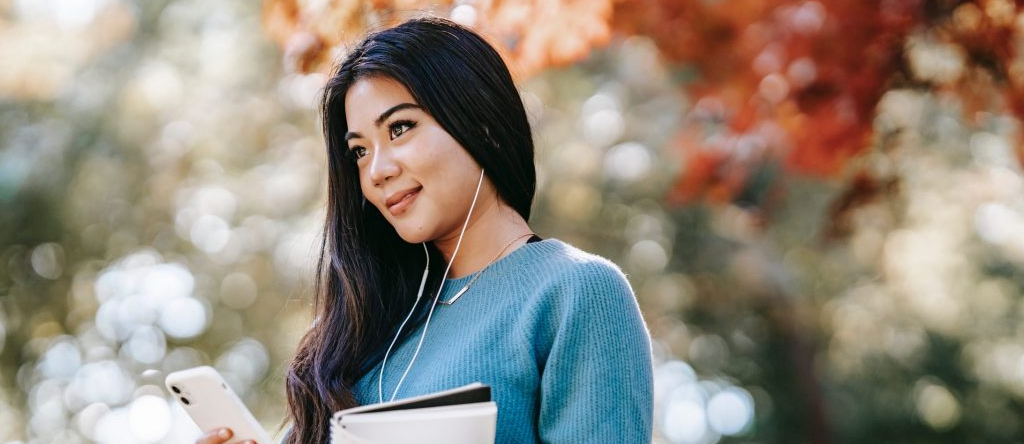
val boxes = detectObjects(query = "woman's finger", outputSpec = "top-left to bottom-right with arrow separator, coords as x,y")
195,428 -> 233,444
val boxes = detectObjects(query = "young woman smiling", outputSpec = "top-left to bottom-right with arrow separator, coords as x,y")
195,16 -> 653,444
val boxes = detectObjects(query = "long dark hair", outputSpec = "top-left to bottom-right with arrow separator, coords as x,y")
284,16 -> 536,443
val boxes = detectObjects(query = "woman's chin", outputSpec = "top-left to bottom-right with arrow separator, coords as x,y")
395,227 -> 432,245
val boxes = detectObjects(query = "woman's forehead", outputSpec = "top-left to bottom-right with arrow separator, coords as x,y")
345,76 -> 417,117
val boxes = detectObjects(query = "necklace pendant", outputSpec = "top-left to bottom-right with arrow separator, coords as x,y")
440,285 -> 470,305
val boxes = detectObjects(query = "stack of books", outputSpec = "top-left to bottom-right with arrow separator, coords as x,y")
330,382 -> 497,444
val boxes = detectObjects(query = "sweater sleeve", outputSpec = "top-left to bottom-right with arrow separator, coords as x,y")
537,261 -> 654,444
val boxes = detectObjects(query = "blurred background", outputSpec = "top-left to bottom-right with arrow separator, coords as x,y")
2,0 -> 1024,443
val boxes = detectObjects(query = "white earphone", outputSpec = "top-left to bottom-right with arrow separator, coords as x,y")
378,167 -> 486,403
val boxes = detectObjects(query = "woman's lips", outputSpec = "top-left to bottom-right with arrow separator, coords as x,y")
387,187 -> 421,216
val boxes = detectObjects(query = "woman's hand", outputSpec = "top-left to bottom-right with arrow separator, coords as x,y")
194,428 -> 257,444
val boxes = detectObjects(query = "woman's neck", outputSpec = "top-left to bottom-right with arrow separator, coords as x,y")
432,197 -> 532,279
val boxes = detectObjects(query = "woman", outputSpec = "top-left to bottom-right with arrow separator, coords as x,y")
198,16 -> 652,444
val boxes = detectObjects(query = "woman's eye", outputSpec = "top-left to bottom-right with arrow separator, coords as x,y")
349,146 -> 368,160
389,120 -> 415,140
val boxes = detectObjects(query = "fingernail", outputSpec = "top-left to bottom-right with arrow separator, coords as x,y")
218,428 -> 231,439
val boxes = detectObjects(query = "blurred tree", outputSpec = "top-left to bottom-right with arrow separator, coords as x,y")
258,2 -> 1024,444
2,1 -> 1024,444
0,0 -> 320,441
262,0 -> 1024,204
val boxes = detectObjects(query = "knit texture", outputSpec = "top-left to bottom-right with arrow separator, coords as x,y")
282,238 -> 654,443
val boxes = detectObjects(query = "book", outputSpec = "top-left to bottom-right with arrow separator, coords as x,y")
330,382 -> 497,444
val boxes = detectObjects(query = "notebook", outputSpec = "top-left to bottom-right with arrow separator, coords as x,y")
329,382 -> 497,444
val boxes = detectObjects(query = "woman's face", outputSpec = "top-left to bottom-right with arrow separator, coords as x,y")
344,76 -> 491,244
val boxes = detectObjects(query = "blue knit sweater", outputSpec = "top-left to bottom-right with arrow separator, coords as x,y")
284,238 -> 653,443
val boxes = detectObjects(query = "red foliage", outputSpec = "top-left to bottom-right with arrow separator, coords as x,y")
616,0 -> 923,203
617,0 -> 1023,205
260,0 -> 1024,207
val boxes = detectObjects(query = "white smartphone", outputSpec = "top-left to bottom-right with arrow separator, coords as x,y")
165,366 -> 274,444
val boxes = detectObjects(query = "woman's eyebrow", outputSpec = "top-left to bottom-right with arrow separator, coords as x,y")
374,103 -> 421,126
345,103 -> 422,142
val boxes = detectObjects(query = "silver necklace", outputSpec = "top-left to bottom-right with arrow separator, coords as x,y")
439,232 -> 534,305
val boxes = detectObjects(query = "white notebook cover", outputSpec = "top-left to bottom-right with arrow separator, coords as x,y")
329,383 -> 497,444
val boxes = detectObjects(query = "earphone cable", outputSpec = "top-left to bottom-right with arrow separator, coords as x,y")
377,241 -> 430,403
379,168 -> 485,403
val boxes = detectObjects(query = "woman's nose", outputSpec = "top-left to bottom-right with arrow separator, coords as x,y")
368,147 -> 401,186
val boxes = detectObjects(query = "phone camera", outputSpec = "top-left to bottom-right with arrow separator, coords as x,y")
171,385 -> 181,394
181,397 -> 190,405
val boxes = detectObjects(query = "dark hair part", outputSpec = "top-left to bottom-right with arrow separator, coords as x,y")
284,16 -> 535,443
